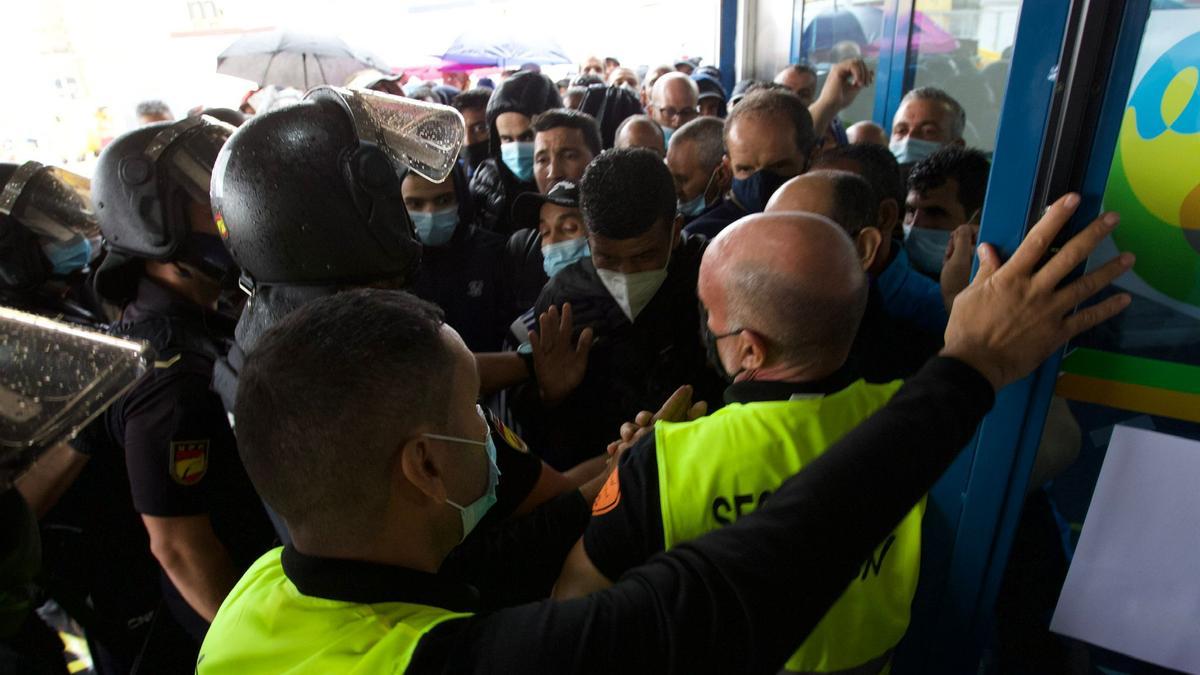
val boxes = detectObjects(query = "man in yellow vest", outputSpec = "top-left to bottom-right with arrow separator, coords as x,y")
555,210 -> 921,674
196,195 -> 1132,674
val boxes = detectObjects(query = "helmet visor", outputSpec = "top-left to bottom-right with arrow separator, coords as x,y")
0,306 -> 151,482
0,162 -> 97,243
146,115 -> 236,206
311,86 -> 465,183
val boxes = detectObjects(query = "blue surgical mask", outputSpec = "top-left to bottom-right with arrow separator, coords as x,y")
40,236 -> 93,275
903,223 -> 953,277
677,167 -> 720,217
541,237 -> 590,278
731,169 -> 790,214
425,405 -> 501,542
889,136 -> 943,165
501,141 -> 535,183
411,206 -> 460,247
662,126 -> 676,145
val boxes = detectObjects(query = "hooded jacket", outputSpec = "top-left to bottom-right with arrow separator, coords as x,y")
578,84 -> 646,149
468,72 -> 562,235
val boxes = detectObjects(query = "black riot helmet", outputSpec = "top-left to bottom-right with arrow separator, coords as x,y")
0,162 -> 98,292
210,86 -> 465,287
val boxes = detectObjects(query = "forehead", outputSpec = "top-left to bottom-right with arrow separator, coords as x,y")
660,79 -> 697,104
540,202 -> 582,222
536,126 -> 586,149
894,98 -> 952,126
496,112 -> 532,132
591,226 -> 667,254
727,112 -> 796,158
401,173 -> 454,198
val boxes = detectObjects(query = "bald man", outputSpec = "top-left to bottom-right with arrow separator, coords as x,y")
613,115 -> 666,158
556,211 -> 926,674
647,72 -> 700,144
847,120 -> 888,146
767,171 -> 943,383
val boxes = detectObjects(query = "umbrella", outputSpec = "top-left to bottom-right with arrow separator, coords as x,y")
441,27 -> 571,69
400,57 -> 501,82
217,29 -> 390,90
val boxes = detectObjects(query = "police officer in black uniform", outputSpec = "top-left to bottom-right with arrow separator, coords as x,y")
57,114 -> 275,673
0,162 -> 106,325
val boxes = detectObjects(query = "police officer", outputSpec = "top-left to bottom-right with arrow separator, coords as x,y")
206,87 -> 601,562
196,194 -> 1133,673
556,213 -> 922,673
66,114 -> 275,672
0,162 -> 105,324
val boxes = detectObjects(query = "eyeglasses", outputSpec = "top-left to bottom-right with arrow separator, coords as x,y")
656,105 -> 699,122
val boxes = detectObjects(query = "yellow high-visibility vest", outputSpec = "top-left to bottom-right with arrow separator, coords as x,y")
655,379 -> 923,674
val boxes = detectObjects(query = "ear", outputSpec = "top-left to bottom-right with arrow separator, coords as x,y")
738,330 -> 770,372
854,227 -> 884,272
398,437 -> 447,505
877,198 -> 900,239
952,137 -> 966,147
712,162 -> 733,198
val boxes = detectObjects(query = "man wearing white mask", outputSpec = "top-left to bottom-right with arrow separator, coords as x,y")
522,148 -> 725,471
889,87 -> 967,167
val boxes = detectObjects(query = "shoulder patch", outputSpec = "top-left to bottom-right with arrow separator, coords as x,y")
170,440 -> 209,485
487,411 -> 529,453
592,467 -> 621,516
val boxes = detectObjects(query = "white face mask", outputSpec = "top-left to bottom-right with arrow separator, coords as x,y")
595,246 -> 672,322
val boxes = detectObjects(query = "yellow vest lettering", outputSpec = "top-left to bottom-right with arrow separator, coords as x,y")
655,379 -> 924,674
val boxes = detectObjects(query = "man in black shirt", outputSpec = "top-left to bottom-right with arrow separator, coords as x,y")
199,192 -> 1133,673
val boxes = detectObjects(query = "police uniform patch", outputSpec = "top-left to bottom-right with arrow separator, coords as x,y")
486,411 -> 529,453
592,467 -> 621,516
170,440 -> 209,485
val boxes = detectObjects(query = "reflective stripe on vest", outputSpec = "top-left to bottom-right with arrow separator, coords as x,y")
197,548 -> 471,674
654,379 -> 924,674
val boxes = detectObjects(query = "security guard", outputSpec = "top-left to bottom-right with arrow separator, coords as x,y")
557,213 -> 922,673
65,114 -> 275,672
0,162 -> 105,324
195,196 -> 1132,673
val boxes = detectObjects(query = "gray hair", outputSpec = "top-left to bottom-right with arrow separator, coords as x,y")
670,116 -> 725,170
900,87 -> 966,140
135,99 -> 172,117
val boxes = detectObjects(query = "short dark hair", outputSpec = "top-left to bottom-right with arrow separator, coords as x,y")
779,63 -> 817,79
725,89 -> 816,154
532,109 -> 603,158
452,88 -> 492,113
816,170 -> 877,236
136,100 -> 172,117
234,289 -> 452,545
815,143 -> 905,206
908,146 -> 991,216
581,148 -> 676,239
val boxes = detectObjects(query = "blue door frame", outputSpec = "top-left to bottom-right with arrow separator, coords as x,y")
775,1 -> 1154,669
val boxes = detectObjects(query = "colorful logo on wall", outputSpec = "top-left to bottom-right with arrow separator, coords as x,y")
1104,30 -> 1200,307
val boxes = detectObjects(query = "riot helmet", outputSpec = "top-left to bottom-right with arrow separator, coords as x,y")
0,162 -> 98,293
210,86 -> 464,287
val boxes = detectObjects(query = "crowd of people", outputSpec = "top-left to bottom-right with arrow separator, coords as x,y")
0,52 -> 1135,675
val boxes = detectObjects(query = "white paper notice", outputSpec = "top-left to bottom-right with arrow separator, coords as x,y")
1051,425 -> 1200,673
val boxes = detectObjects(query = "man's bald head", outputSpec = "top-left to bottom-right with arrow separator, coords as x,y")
700,212 -> 867,373
615,114 -> 666,157
649,72 -> 700,130
765,170 -> 876,236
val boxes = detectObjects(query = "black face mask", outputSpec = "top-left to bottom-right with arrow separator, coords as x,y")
176,232 -> 240,290
699,304 -> 744,383
464,141 -> 490,171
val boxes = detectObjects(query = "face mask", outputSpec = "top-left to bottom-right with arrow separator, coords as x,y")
178,232 -> 239,286
464,141 -> 489,170
596,245 -> 672,322
700,309 -> 745,383
425,406 -> 501,542
677,167 -> 720,217
903,224 -> 953,277
542,237 -> 590,278
40,236 -> 93,275
731,169 -> 790,214
501,141 -> 535,183
889,136 -> 943,165
661,126 -> 676,145
411,206 -> 460,247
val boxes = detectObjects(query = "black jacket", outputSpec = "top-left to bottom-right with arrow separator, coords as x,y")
520,234 -> 725,470
505,227 -> 548,312
468,72 -> 562,235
